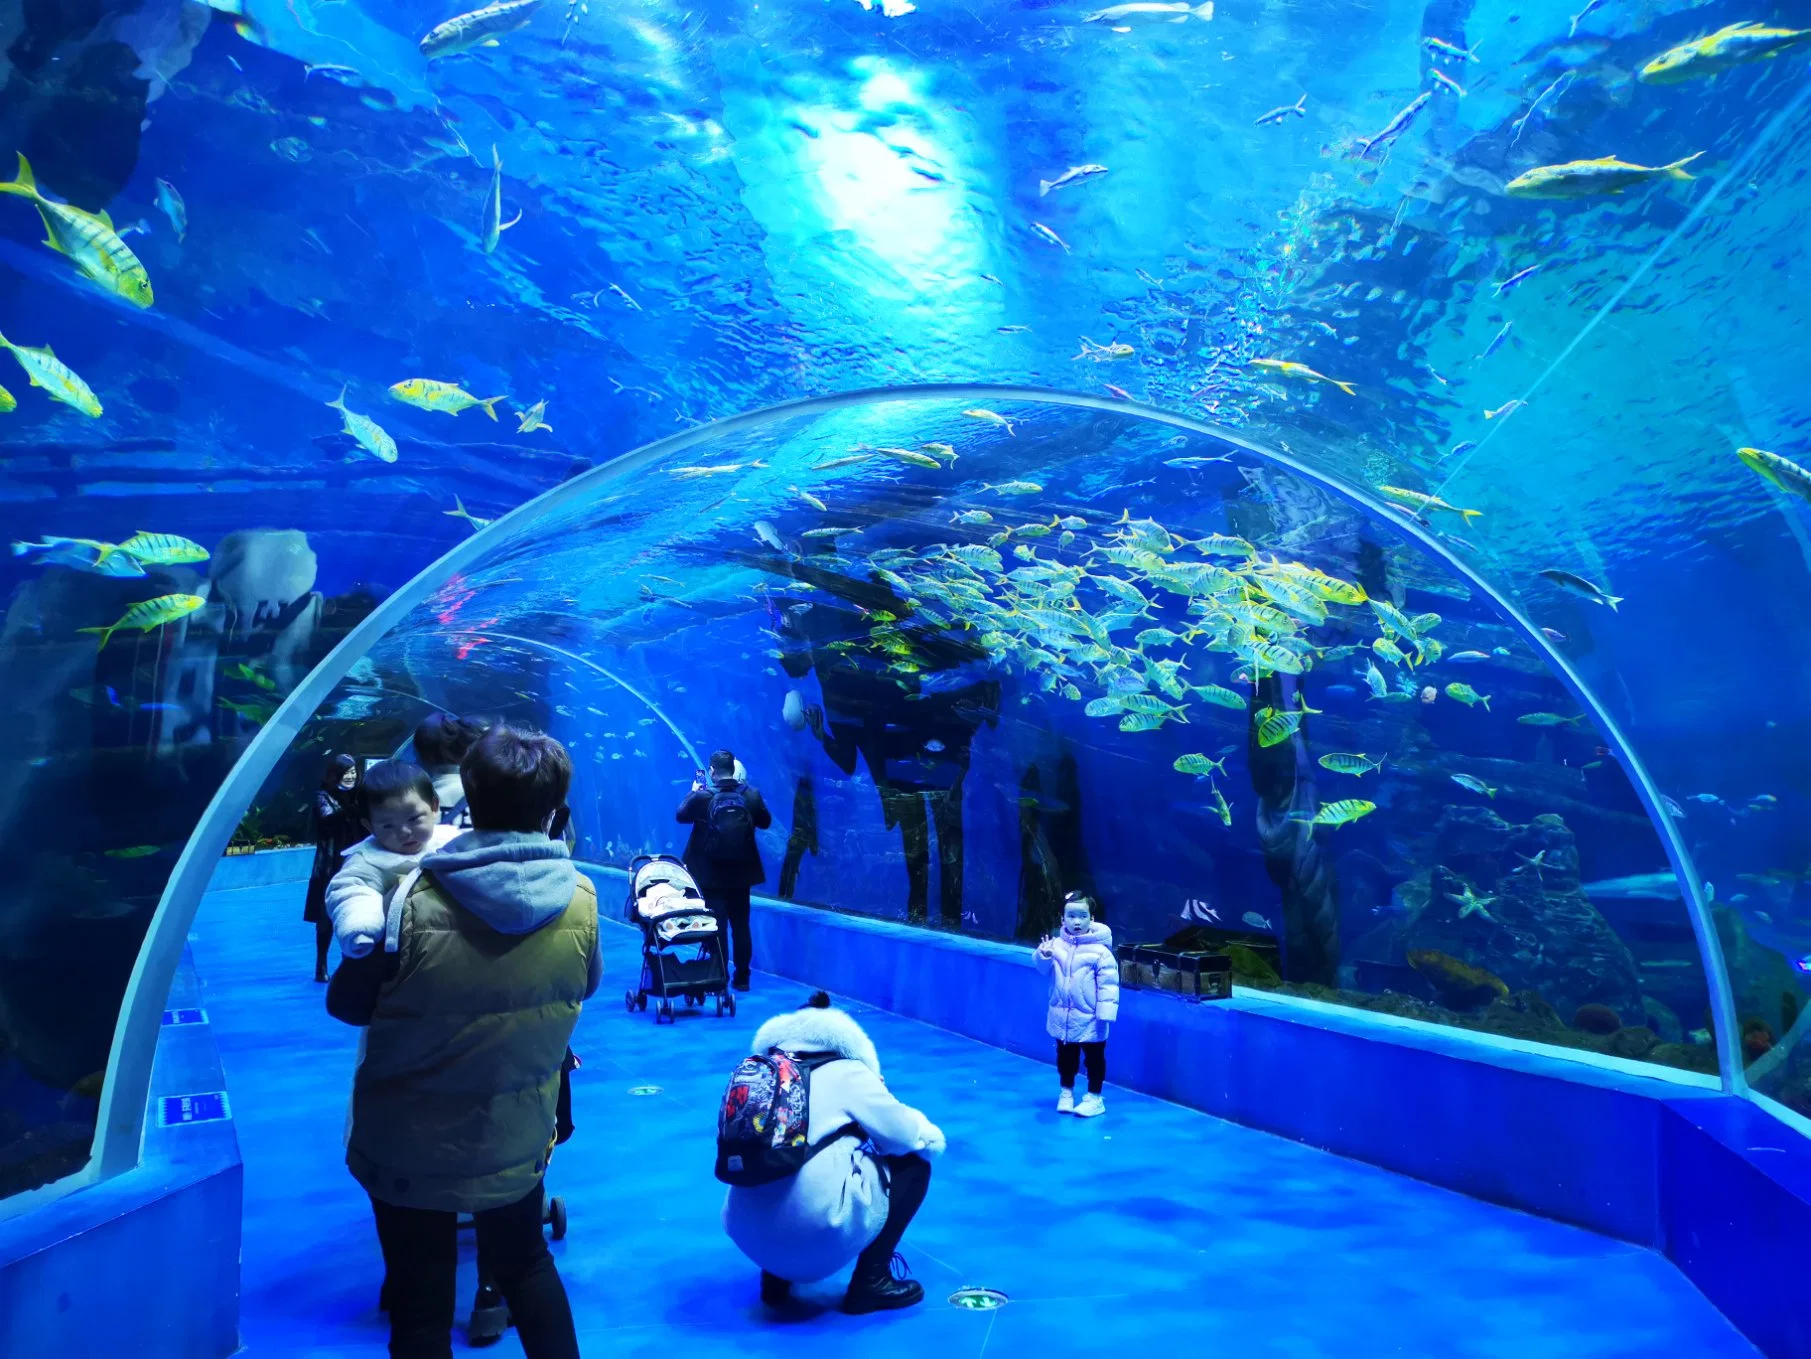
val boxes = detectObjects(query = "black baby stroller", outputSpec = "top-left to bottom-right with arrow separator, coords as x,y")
624,854 -> 736,1022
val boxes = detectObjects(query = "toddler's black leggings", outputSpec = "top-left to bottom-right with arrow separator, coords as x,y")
1056,1040 -> 1106,1095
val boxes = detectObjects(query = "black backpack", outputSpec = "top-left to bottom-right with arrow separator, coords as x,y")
715,1050 -> 857,1187
700,787 -> 753,860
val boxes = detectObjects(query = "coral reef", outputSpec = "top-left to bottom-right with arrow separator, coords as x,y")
1237,975 -> 1718,1076
1392,808 -> 1645,1022
1572,1003 -> 1622,1036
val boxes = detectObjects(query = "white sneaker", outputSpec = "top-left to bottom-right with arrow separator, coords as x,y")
1074,1093 -> 1106,1118
1056,1089 -> 1075,1114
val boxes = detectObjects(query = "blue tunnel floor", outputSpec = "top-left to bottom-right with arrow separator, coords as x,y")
192,877 -> 1758,1359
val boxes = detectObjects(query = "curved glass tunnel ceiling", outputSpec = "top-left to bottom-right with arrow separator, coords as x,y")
5,0 -> 1811,1202
293,390 -> 1788,1096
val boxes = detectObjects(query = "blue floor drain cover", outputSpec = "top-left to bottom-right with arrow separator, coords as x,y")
949,1288 -> 1008,1311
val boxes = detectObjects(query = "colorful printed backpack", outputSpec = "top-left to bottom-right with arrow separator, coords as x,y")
715,1050 -> 856,1187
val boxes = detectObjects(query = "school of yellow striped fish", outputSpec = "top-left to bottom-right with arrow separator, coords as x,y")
802,499 -> 1482,829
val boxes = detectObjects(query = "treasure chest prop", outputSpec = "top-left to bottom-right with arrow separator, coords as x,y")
1117,945 -> 1233,1001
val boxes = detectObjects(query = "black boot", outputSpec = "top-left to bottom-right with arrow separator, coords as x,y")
841,1253 -> 924,1314
732,971 -> 750,992
467,1282 -> 509,1346
760,1272 -> 792,1308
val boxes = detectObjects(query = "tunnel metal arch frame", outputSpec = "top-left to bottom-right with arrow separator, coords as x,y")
88,382 -> 1746,1184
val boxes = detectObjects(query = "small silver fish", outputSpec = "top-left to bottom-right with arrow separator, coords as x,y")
1356,93 -> 1431,160
1039,164 -> 1108,197
154,178 -> 186,242
1494,264 -> 1540,296
1031,221 -> 1071,253
1241,910 -> 1273,932
1484,399 -> 1525,420
1255,94 -> 1307,126
1477,321 -> 1512,361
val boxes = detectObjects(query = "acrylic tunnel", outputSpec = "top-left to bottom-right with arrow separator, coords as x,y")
6,0 -> 1811,1350
6,383 -> 1810,1358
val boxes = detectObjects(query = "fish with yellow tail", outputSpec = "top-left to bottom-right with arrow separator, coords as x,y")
1445,682 -> 1491,711
516,399 -> 551,433
79,593 -> 206,651
13,537 -> 144,577
326,386 -> 398,462
1250,358 -> 1357,396
1289,799 -> 1376,829
1737,446 -> 1811,504
420,0 -> 540,57
1377,485 -> 1483,523
446,496 -> 493,531
0,154 -> 153,307
1319,752 -> 1386,776
1639,22 -> 1811,84
0,383 -> 14,413
1505,153 -> 1703,199
389,378 -> 505,419
1451,773 -> 1497,799
0,331 -> 103,417
116,532 -> 208,565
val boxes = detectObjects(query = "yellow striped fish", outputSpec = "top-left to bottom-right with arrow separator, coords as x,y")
116,531 -> 209,565
0,154 -> 153,307
1290,799 -> 1377,828
327,386 -> 399,462
389,378 -> 505,419
79,593 -> 206,650
0,330 -> 102,417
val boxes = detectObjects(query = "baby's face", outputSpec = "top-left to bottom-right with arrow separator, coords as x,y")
368,791 -> 438,856
1063,903 -> 1092,932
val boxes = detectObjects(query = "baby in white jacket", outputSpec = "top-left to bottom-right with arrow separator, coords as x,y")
326,761 -> 462,960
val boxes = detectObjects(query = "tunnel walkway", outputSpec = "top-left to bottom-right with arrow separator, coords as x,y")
191,873 -> 1756,1358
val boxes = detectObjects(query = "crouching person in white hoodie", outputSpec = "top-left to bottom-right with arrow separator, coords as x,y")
720,991 -> 945,1315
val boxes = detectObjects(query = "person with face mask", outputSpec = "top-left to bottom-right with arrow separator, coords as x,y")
1034,893 -> 1121,1118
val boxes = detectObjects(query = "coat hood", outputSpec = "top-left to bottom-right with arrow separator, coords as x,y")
422,830 -> 578,935
751,1004 -> 881,1078
1063,919 -> 1113,947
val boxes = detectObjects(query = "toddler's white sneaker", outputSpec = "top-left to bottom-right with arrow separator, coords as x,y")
1056,1088 -> 1075,1114
1074,1093 -> 1106,1118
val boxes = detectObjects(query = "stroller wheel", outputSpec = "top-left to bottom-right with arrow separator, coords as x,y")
548,1196 -> 568,1241
714,995 -> 724,1017
624,989 -> 638,1013
636,992 -> 648,1012
724,994 -> 737,1018
658,1000 -> 674,1023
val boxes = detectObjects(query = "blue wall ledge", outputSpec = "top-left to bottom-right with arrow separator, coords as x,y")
733,892 -> 1811,1359
0,944 -> 241,1358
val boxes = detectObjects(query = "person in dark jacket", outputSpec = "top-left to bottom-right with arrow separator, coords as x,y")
304,753 -> 363,983
676,749 -> 772,992
328,726 -> 600,1359
411,713 -> 490,829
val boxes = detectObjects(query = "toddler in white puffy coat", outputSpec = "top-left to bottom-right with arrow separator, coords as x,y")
1035,893 -> 1120,1117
